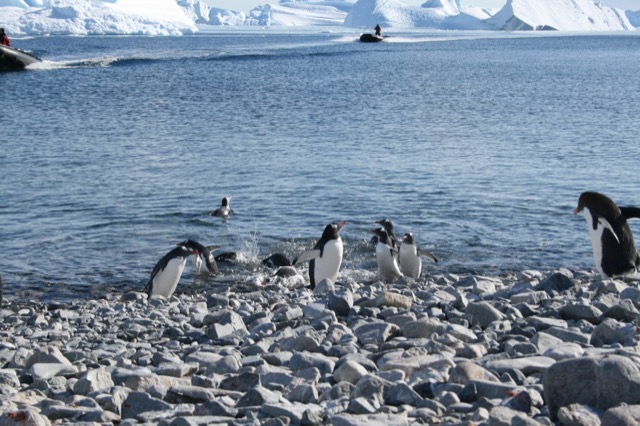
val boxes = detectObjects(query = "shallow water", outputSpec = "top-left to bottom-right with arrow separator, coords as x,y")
2,30 -> 640,301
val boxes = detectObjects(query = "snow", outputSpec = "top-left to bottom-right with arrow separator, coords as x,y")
0,0 -> 637,35
0,0 -> 197,35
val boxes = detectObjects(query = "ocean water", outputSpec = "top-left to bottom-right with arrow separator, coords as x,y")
2,30 -> 640,301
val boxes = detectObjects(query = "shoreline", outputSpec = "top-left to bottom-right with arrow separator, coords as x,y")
2,268 -> 640,425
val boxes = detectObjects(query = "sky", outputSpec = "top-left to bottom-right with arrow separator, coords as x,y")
206,0 -> 638,13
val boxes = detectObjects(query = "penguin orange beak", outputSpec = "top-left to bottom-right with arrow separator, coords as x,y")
338,221 -> 347,231
573,207 -> 580,215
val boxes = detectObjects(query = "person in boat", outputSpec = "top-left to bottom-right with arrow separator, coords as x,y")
0,28 -> 10,47
374,24 -> 382,37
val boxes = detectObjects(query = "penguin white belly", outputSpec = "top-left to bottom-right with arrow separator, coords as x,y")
399,244 -> 421,278
314,238 -> 343,282
584,209 -> 606,277
376,243 -> 402,282
152,257 -> 187,298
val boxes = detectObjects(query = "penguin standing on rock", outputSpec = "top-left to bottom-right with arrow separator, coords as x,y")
179,239 -> 220,274
399,233 -> 438,278
293,221 -> 346,289
212,196 -> 232,218
371,227 -> 403,283
144,244 -> 200,298
574,191 -> 640,278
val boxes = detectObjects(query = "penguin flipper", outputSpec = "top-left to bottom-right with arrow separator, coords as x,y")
620,207 -> 640,220
598,217 -> 621,244
293,249 -> 321,265
418,249 -> 438,263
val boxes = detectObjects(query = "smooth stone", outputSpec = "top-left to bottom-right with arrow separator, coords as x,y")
602,404 -> 640,426
557,403 -> 602,426
544,355 -> 640,420
29,363 -> 78,380
466,302 -> 505,329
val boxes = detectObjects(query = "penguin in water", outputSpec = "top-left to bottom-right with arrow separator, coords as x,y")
144,243 -> 200,298
212,196 -> 232,218
179,239 -> 220,274
293,221 -> 346,289
399,233 -> 438,278
371,227 -> 403,283
574,191 -> 640,278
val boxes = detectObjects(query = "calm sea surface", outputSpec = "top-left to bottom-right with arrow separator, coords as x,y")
2,30 -> 640,301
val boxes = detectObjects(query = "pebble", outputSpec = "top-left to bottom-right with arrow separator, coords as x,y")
1,269 -> 640,425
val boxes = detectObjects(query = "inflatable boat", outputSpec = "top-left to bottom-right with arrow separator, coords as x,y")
359,33 -> 385,43
0,45 -> 41,71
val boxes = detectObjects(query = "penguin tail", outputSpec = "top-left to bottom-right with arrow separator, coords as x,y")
143,280 -> 152,296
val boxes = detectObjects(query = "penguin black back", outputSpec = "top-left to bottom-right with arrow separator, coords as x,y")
575,191 -> 640,278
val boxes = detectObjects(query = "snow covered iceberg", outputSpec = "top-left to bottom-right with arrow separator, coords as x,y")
489,0 -> 633,31
245,1 -> 354,27
343,0 -> 493,30
0,0 -> 197,35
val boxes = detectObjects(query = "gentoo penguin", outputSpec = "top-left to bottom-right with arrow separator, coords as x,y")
371,228 -> 403,283
293,221 -> 346,289
262,253 -> 292,268
574,191 -> 640,278
144,244 -> 200,298
179,239 -> 220,274
399,233 -> 438,278
376,219 -> 401,250
212,196 -> 232,218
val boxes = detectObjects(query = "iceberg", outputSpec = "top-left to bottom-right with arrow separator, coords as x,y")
245,1 -> 354,27
0,0 -> 637,34
0,0 -> 197,35
343,0 -> 492,29
489,0 -> 633,31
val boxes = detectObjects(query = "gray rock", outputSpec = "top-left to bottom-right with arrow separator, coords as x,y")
488,406 -> 540,426
330,413 -> 408,426
290,352 -> 335,375
24,346 -> 72,368
353,322 -> 399,345
590,317 -> 636,347
466,302 -> 505,329
73,367 -> 115,395
0,409 -> 51,426
328,289 -> 354,317
536,271 -> 575,294
449,361 -> 499,384
560,304 -> 603,324
314,278 -> 335,294
333,360 -> 368,385
165,385 -> 215,404
375,292 -> 412,309
557,403 -> 602,426
121,391 -> 173,420
544,355 -> 640,420
602,404 -> 640,426
384,382 -> 423,406
29,363 -> 78,380
603,299 -> 639,322
288,384 -> 318,403
236,385 -> 280,407
347,397 -> 378,415
206,310 -> 248,339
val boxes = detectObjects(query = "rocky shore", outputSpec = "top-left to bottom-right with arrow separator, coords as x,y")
2,268 -> 640,425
